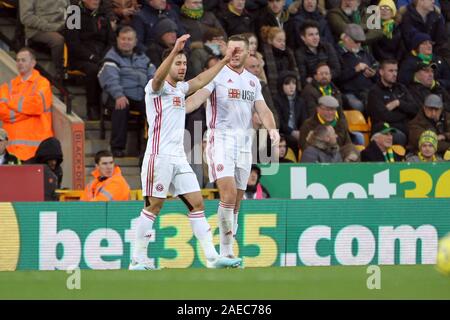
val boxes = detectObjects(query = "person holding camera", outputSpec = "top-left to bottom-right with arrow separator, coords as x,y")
336,24 -> 378,114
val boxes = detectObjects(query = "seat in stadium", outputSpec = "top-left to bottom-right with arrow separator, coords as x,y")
344,110 -> 371,146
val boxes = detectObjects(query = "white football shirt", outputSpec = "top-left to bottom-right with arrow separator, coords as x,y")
144,79 -> 189,156
204,65 -> 265,133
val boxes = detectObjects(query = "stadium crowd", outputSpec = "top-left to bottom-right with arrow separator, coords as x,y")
1,0 -> 450,200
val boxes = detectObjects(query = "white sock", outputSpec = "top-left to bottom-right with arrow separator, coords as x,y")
218,201 -> 235,257
188,211 -> 219,261
233,210 -> 239,237
133,209 -> 156,263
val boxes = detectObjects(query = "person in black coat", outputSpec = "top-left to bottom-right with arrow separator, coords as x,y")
361,122 -> 404,162
294,20 -> 341,85
216,0 -> 255,36
254,0 -> 291,40
367,60 -> 419,146
27,137 -> 64,201
65,0 -> 115,120
273,70 -> 307,155
398,32 -> 450,90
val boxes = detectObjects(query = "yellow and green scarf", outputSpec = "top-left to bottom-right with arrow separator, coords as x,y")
381,19 -> 395,39
412,50 -> 433,65
384,147 -> 395,162
319,85 -> 333,96
318,112 -> 339,127
418,152 -> 437,162
181,4 -> 204,20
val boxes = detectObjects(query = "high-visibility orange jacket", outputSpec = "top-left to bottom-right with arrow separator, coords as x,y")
81,166 -> 131,201
0,69 -> 53,161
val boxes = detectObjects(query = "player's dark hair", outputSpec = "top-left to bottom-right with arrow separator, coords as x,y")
95,150 -> 113,164
161,48 -> 187,61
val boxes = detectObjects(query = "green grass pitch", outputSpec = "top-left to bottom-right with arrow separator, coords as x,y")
0,265 -> 449,300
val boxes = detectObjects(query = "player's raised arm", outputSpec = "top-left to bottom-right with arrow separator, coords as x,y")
151,34 -> 190,92
186,44 -> 239,95
255,100 -> 280,146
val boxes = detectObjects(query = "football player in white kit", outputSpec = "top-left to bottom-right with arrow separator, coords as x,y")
130,34 -> 242,270
186,35 -> 280,260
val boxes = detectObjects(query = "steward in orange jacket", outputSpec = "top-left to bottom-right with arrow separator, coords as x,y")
0,49 -> 53,161
81,150 -> 131,201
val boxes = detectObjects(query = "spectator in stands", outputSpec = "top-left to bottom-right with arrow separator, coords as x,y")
278,134 -> 295,162
397,0 -> 440,8
327,0 -> 383,44
28,137 -> 63,201
367,59 -> 419,146
398,33 -> 450,89
273,70 -> 307,154
81,150 -> 131,201
255,0 -> 291,40
244,165 -> 271,199
65,0 -> 115,120
287,0 -> 335,49
0,47 -> 53,162
145,17 -> 178,67
301,124 -> 344,162
400,0 -> 450,64
131,0 -> 186,52
19,0 -> 69,83
0,128 -> 21,165
361,122 -> 404,161
245,54 -> 279,127
300,95 -> 360,160
407,62 -> 450,112
186,27 -> 226,79
260,26 -> 299,97
243,32 -> 268,84
407,94 -> 450,157
294,20 -> 341,85
405,129 -> 443,161
108,0 -> 140,26
372,0 -> 406,62
337,24 -> 378,113
98,26 -> 155,158
301,63 -> 343,118
179,0 -> 225,43
216,0 -> 255,36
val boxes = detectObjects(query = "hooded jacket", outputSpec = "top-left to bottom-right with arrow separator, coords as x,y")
131,1 -> 186,51
301,134 -> 343,163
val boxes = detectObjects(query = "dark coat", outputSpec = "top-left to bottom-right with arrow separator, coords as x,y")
407,81 -> 450,112
131,2 -> 186,51
301,80 -> 344,118
371,24 -> 406,62
400,4 -> 448,51
179,10 -> 225,43
407,108 -> 450,155
216,5 -> 255,36
367,80 -> 419,135
64,2 -> 115,65
294,41 -> 341,84
301,137 -> 343,163
336,46 -> 378,94
254,6 -> 291,35
398,53 -> 450,89
361,140 -> 404,162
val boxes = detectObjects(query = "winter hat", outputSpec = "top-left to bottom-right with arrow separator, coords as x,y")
153,18 -> 178,40
378,0 -> 397,16
419,130 -> 438,150
411,32 -> 433,50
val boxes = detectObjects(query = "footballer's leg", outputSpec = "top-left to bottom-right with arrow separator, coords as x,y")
215,177 -> 239,258
233,189 -> 245,239
179,191 -> 241,268
130,197 -> 164,270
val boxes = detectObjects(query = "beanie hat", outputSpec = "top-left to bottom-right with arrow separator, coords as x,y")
153,18 -> 178,40
419,130 -> 438,150
378,0 -> 397,17
411,32 -> 432,50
